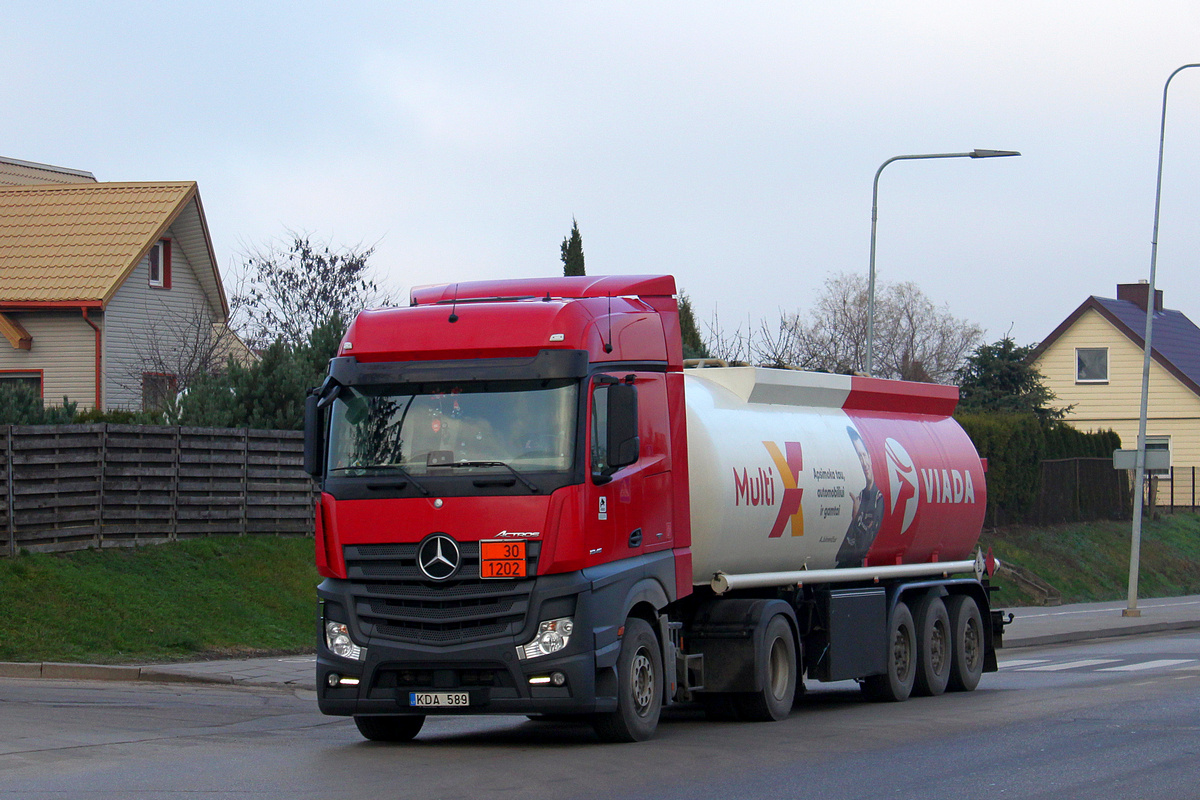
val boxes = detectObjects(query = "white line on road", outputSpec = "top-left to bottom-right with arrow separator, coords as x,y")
1023,659 -> 1120,671
998,659 -> 1050,669
1098,659 -> 1196,672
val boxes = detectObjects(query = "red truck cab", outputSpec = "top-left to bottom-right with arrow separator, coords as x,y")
308,275 -> 692,741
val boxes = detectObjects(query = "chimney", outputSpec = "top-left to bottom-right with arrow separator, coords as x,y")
1117,281 -> 1163,312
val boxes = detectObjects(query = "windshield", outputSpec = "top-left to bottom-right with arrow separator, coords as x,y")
327,378 -> 578,477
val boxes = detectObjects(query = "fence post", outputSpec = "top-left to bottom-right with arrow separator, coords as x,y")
5,425 -> 13,558
241,428 -> 249,537
170,426 -> 180,542
97,424 -> 107,549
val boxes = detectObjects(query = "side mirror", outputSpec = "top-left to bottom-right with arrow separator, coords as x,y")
606,383 -> 639,469
304,393 -> 324,477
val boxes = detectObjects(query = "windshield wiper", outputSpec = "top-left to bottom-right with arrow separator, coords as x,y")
447,461 -> 540,493
332,464 -> 430,496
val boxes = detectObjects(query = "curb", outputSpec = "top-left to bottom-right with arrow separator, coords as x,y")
1004,617 -> 1200,649
0,661 -> 314,690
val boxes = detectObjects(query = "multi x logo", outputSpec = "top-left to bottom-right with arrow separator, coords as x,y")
764,442 -> 804,538
883,436 -> 978,536
733,441 -> 805,538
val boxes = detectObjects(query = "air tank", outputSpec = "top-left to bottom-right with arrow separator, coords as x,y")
684,367 -> 987,582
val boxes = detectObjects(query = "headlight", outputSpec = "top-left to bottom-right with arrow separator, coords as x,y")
517,617 -> 574,660
325,621 -> 366,661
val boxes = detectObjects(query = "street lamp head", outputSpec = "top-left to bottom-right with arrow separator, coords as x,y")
970,149 -> 1021,158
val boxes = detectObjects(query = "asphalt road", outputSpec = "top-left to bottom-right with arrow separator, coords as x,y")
3,632 -> 1199,800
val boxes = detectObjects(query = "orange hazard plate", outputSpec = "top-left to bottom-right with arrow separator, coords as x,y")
479,540 -> 528,579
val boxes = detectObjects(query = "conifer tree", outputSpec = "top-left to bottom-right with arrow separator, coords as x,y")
560,219 -> 585,276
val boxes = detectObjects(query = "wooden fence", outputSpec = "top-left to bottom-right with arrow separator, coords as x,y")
1,424 -> 316,556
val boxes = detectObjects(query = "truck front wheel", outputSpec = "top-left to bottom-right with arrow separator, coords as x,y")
593,618 -> 663,743
353,714 -> 425,742
862,601 -> 916,702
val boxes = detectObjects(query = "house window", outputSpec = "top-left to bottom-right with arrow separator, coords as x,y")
142,372 -> 178,412
1145,435 -> 1171,477
0,371 -> 42,396
1075,347 -> 1108,383
148,239 -> 172,289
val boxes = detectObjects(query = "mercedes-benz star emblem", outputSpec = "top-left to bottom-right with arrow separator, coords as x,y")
417,534 -> 461,581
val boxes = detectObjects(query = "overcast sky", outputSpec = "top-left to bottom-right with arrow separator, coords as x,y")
6,2 -> 1200,347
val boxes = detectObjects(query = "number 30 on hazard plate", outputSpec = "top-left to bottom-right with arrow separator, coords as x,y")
479,540 -> 527,578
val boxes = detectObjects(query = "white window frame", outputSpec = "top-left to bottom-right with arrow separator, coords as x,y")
1145,435 -> 1171,477
1075,347 -> 1109,384
147,239 -> 171,289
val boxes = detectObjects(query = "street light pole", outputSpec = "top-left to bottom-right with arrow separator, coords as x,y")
1125,63 -> 1200,618
867,149 -> 1020,377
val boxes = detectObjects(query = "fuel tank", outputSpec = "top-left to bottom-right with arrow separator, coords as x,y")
684,368 -> 986,582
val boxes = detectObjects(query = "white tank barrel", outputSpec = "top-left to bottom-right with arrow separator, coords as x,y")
684,368 -> 987,584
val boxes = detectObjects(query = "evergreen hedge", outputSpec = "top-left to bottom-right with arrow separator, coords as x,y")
956,412 -> 1121,523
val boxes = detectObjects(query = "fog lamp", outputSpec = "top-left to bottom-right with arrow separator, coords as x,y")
516,617 -> 574,660
325,621 -> 366,661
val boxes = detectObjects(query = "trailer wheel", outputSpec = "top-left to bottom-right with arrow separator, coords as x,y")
912,595 -> 951,697
736,615 -> 797,722
862,601 -> 916,702
946,594 -> 984,692
353,714 -> 425,742
593,618 -> 662,742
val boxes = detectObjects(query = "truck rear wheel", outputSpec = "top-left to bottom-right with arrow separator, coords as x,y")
593,618 -> 662,743
353,714 -> 425,742
912,595 -> 951,697
862,601 -> 916,702
946,594 -> 984,692
735,614 -> 797,722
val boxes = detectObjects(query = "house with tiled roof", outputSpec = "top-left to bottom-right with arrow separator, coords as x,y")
0,160 -> 231,411
1029,282 -> 1200,478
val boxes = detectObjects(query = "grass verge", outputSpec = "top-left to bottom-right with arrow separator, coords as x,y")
1,536 -> 319,664
981,511 -> 1200,607
5,515 -> 1199,663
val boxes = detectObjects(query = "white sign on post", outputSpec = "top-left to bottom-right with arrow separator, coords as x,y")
1112,448 -> 1171,472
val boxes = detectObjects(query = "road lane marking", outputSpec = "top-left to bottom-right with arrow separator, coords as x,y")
998,659 -> 1050,669
1023,659 -> 1120,671
1098,659 -> 1195,672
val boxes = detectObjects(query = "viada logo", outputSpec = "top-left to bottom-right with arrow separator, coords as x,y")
884,438 -> 919,535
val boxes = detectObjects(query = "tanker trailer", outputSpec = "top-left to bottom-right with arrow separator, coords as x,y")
676,365 -> 999,718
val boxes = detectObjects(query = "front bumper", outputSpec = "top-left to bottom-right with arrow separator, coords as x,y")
316,571 -> 617,717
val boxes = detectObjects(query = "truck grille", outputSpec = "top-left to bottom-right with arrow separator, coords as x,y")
343,541 -> 541,646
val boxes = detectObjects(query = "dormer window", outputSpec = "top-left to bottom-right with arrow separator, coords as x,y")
148,239 -> 172,289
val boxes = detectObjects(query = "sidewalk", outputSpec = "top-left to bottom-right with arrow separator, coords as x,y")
4,595 -> 1200,691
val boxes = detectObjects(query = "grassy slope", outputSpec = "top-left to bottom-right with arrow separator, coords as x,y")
980,512 -> 1200,607
1,536 -> 319,664
5,514 -> 1199,663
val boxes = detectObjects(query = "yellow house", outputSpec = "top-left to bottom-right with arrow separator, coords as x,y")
1029,282 -> 1200,498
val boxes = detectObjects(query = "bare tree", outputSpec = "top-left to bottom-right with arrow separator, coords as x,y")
790,272 -> 982,383
702,307 -> 752,365
230,232 -> 392,350
749,314 -> 800,369
122,299 -> 249,413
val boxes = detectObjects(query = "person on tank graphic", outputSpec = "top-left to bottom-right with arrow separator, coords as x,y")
835,425 -> 885,568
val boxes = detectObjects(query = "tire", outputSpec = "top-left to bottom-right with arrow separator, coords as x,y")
593,618 -> 663,743
912,595 -> 951,697
946,594 -> 985,692
353,714 -> 425,742
735,615 -> 797,722
862,601 -> 916,702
